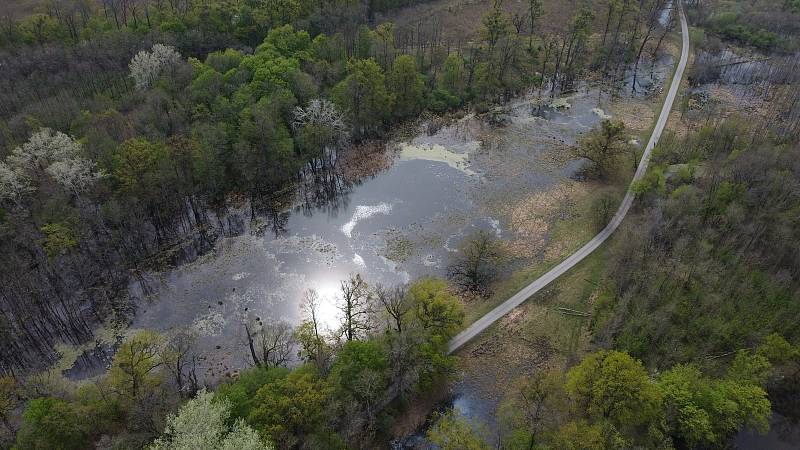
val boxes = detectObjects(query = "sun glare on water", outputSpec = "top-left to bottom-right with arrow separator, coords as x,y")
309,274 -> 343,333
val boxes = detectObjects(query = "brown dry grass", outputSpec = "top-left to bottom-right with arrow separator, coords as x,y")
376,0 -> 582,43
609,98 -> 657,135
1,0 -> 45,19
339,141 -> 395,181
498,181 -> 586,259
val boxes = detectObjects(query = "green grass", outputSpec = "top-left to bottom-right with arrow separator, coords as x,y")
462,181 -> 623,327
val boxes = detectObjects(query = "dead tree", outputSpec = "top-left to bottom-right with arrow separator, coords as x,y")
244,320 -> 294,368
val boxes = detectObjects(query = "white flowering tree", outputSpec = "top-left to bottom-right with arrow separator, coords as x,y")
129,43 -> 182,91
0,161 -> 30,205
292,99 -> 349,139
0,128 -> 101,203
150,390 -> 273,450
292,99 -> 349,171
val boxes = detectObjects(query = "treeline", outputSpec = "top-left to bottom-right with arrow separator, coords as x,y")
461,8 -> 800,446
601,119 -> 800,367
0,0 -> 427,48
0,276 -> 464,449
685,0 -> 800,51
434,340 -> 796,450
426,116 -> 800,449
592,117 -> 800,445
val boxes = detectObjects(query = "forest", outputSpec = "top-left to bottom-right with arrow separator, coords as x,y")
1,0 -> 799,448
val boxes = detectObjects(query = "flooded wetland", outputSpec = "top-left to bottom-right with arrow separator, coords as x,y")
131,88 -> 611,379
6,0 -> 800,448
122,53 -> 677,444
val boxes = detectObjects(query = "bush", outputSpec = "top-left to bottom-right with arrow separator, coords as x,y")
590,192 -> 618,232
15,397 -> 89,450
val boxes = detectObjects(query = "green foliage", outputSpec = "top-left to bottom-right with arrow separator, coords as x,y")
496,368 -> 567,449
631,165 -> 666,196
332,58 -> 393,137
411,333 -> 457,391
216,367 -> 290,420
387,55 -> 425,119
428,89 -> 462,113
574,120 -> 630,180
602,119 -> 800,369
73,382 -> 124,434
708,13 -> 782,50
244,53 -> 301,97
330,340 -> 389,399
206,49 -> 245,74
190,68 -> 225,106
657,364 -> 771,446
549,420 -> 617,450
591,192 -> 617,232
235,91 -> 298,189
426,410 -> 490,450
757,333 -> 798,364
407,278 -> 464,340
40,222 -> 79,257
17,14 -> 69,45
565,351 -> 662,428
440,55 -> 466,99
107,331 -> 164,400
112,138 -> 169,197
0,376 -> 17,427
15,397 -> 88,450
248,367 -> 331,447
726,351 -> 772,386
261,25 -> 312,59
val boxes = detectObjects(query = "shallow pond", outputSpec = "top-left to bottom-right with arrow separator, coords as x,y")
129,87 -> 610,380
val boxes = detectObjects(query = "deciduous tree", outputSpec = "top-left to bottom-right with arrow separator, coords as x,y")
573,120 -> 630,180
408,278 -> 463,340
150,389 -> 273,450
130,43 -> 182,90
427,410 -> 490,450
332,58 -> 393,138
337,273 -> 373,341
565,350 -> 662,428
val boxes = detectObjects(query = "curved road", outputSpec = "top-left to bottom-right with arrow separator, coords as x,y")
448,1 -> 690,354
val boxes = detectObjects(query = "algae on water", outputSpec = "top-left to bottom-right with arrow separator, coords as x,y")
398,143 -> 476,176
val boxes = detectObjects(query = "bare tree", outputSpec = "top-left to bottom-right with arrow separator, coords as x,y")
292,98 -> 350,174
295,289 -> 331,370
518,370 -> 562,450
244,320 -> 294,368
632,0 -> 669,93
159,328 -> 199,397
302,289 -> 324,343
337,273 -> 373,341
528,0 -> 543,50
373,284 -> 408,333
449,230 -> 503,294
